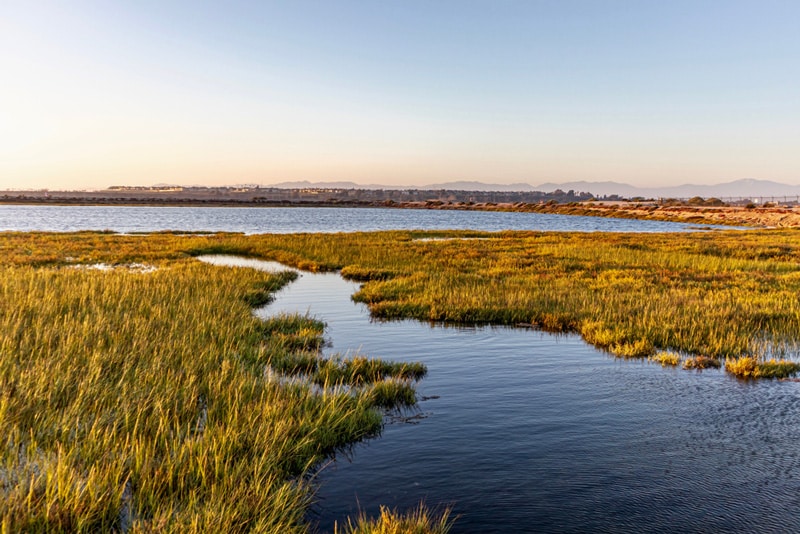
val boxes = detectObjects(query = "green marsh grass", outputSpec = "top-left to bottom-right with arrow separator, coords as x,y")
334,503 -> 454,534
5,227 -> 800,530
6,228 -> 800,379
0,238 -> 430,532
207,229 -> 800,378
725,357 -> 800,379
650,351 -> 682,367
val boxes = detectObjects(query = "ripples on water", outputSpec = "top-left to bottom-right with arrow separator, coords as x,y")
251,268 -> 800,534
0,205 -> 742,233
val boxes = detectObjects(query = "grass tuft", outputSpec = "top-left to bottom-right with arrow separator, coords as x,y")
365,380 -> 419,408
340,265 -> 395,282
683,356 -> 722,370
725,357 -> 800,379
334,503 -> 455,534
314,356 -> 427,386
650,351 -> 682,367
610,339 -> 654,358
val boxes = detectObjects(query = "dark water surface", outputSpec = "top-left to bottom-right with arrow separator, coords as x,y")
0,205 -> 741,233
252,267 -> 800,534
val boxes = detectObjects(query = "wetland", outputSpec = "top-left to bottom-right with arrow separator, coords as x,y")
2,209 -> 800,532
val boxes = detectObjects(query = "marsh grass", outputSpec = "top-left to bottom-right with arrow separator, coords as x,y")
260,313 -> 327,353
4,227 -> 800,529
340,266 -> 396,282
725,357 -> 800,379
650,351 -> 682,367
334,503 -> 455,534
314,356 -> 427,385
242,272 -> 298,307
363,380 -> 419,409
203,229 -> 800,379
5,228 -> 800,381
0,241 -> 429,532
683,356 -> 722,370
609,340 -> 655,358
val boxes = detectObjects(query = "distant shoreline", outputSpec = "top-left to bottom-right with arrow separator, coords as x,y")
0,195 -> 377,209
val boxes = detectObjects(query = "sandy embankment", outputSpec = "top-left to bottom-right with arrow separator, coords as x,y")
557,204 -> 800,228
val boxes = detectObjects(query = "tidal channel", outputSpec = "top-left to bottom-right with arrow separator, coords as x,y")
203,255 -> 800,533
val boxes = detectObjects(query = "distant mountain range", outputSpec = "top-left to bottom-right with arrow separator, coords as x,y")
266,179 -> 800,199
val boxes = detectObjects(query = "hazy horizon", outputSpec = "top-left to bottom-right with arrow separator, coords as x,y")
2,1 -> 799,191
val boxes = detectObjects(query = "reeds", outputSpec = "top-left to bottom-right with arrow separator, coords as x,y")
6,228 -> 800,380
725,357 -> 800,379
650,351 -> 682,367
218,228 -> 800,378
0,248 -> 428,531
683,356 -> 722,370
334,503 -> 455,534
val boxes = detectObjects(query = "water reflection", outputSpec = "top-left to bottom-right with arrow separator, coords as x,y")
195,254 -> 297,273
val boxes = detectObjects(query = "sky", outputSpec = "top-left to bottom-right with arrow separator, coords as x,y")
1,0 -> 799,190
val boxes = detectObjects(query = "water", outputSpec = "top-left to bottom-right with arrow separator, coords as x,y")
246,265 -> 800,534
0,205 -> 741,233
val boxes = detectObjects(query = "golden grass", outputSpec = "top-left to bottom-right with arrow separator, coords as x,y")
193,228 -> 800,378
4,226 -> 800,529
682,356 -> 722,370
650,351 -> 682,367
725,357 -> 800,379
5,228 -> 800,376
0,245 -> 428,532
334,503 -> 454,534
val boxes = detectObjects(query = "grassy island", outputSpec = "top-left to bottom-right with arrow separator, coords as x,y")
3,227 -> 800,530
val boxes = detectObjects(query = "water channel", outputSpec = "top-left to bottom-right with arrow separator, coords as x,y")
202,256 -> 800,533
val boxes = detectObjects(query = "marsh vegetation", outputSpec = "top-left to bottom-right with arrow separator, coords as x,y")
0,235 -> 441,532
133,227 -> 800,379
3,227 -> 800,530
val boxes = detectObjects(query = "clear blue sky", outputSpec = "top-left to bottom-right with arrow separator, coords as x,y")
2,0 -> 798,189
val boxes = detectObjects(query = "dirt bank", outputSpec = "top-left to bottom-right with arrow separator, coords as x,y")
508,202 -> 800,228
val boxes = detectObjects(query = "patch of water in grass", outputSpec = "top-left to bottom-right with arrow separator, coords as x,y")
195,254 -> 298,272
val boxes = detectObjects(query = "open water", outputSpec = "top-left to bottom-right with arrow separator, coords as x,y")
0,205 -> 742,233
